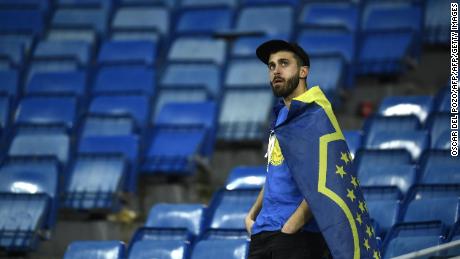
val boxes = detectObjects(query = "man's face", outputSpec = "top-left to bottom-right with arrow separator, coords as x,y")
268,51 -> 301,98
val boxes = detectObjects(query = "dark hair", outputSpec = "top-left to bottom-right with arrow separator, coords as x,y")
292,52 -> 306,67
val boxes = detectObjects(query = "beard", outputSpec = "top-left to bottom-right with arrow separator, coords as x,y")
270,74 -> 300,98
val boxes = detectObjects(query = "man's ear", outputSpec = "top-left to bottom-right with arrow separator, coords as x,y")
299,66 -> 309,79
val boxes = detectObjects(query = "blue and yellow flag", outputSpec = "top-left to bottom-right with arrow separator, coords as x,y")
275,86 -> 380,259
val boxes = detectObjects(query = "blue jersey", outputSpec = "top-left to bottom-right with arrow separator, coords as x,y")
252,106 -> 319,235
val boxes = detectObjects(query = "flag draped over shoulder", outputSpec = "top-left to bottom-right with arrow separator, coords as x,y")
275,86 -> 380,259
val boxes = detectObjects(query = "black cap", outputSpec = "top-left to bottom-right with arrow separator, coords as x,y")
256,39 -> 310,67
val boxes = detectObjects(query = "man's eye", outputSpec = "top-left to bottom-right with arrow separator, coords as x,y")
281,61 -> 288,66
268,65 -> 275,70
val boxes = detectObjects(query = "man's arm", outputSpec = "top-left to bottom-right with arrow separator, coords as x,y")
245,186 -> 264,235
281,199 -> 312,234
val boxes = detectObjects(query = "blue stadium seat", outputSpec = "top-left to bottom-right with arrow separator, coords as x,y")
402,196 -> 459,228
47,28 -> 97,47
168,37 -> 226,65
225,165 -> 266,190
152,89 -> 209,121
377,96 -> 434,125
0,0 -> 50,11
180,0 -> 237,8
175,7 -> 233,35
364,130 -> 429,162
119,0 -> 176,7
112,7 -> 169,40
383,222 -> 445,259
64,240 -> 125,259
145,203 -> 206,238
79,135 -> 139,192
420,151 -> 460,185
0,10 -> 44,34
52,7 -> 109,36
63,154 -> 126,210
155,101 -> 217,156
57,0 -> 112,11
0,70 -> 18,96
241,0 -> 298,6
343,130 -> 362,159
358,164 -> 416,195
33,40 -> 91,66
235,6 -> 293,39
142,128 -> 206,175
232,35 -> 276,58
0,157 -> 58,251
160,63 -> 221,99
8,130 -> 71,165
128,239 -> 189,259
225,59 -> 267,88
89,95 -> 150,131
435,86 -> 450,112
15,96 -> 78,130
363,186 -> 402,238
1,35 -> 34,55
0,41 -> 25,68
299,3 -> 359,32
190,239 -> 248,259
307,55 -> 345,104
98,40 -> 157,66
364,115 -> 420,139
218,89 -> 273,141
205,189 -> 258,234
362,3 -> 422,34
424,0 -> 450,44
427,113 -> 452,150
93,66 -> 155,95
0,95 -> 10,133
80,115 -> 136,137
356,150 -> 412,173
26,71 -> 87,96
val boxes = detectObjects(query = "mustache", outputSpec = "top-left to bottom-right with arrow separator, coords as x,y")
272,76 -> 284,82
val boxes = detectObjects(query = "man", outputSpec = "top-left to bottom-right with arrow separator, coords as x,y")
246,40 -> 380,259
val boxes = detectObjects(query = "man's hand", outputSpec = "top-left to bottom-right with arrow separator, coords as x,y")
281,200 -> 312,234
245,216 -> 255,235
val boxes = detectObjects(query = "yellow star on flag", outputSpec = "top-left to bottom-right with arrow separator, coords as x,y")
346,189 -> 356,202
363,238 -> 370,251
356,213 -> 362,225
335,165 -> 347,178
340,152 -> 350,164
366,225 -> 373,238
373,250 -> 380,259
351,176 -> 358,189
359,201 -> 366,213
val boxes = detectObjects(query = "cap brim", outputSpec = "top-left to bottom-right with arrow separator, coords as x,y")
256,40 -> 296,65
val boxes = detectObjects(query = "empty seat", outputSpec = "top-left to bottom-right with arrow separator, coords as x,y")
154,101 -> 217,156
144,203 -> 206,238
225,59 -> 268,88
112,7 -> 169,40
0,0 -> 50,11
420,151 -> 460,184
89,95 -> 150,131
377,96 -> 434,125
128,239 -> 189,259
363,3 -> 422,33
93,66 -> 155,95
176,7 -> 233,35
356,149 -> 412,174
0,70 -> 18,96
383,222 -> 445,259
8,130 -> 70,165
26,71 -> 87,96
190,239 -> 248,259
307,55 -> 345,104
63,154 -> 126,210
343,130 -> 362,159
79,135 -> 139,192
47,28 -> 97,46
364,115 -> 420,140
0,157 -> 58,251
52,8 -> 109,36
427,113 -> 451,150
64,240 -> 125,259
168,37 -> 226,65
235,6 -> 293,38
299,3 -> 359,32
0,41 -> 25,68
80,115 -> 135,137
161,63 -> 221,98
180,0 -> 237,8
152,89 -> 209,122
358,164 -> 416,195
219,89 -> 273,141
33,40 -> 91,66
98,40 -> 157,66
225,165 -> 266,190
364,130 -> 429,161
205,189 -> 259,233
15,96 -> 78,130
